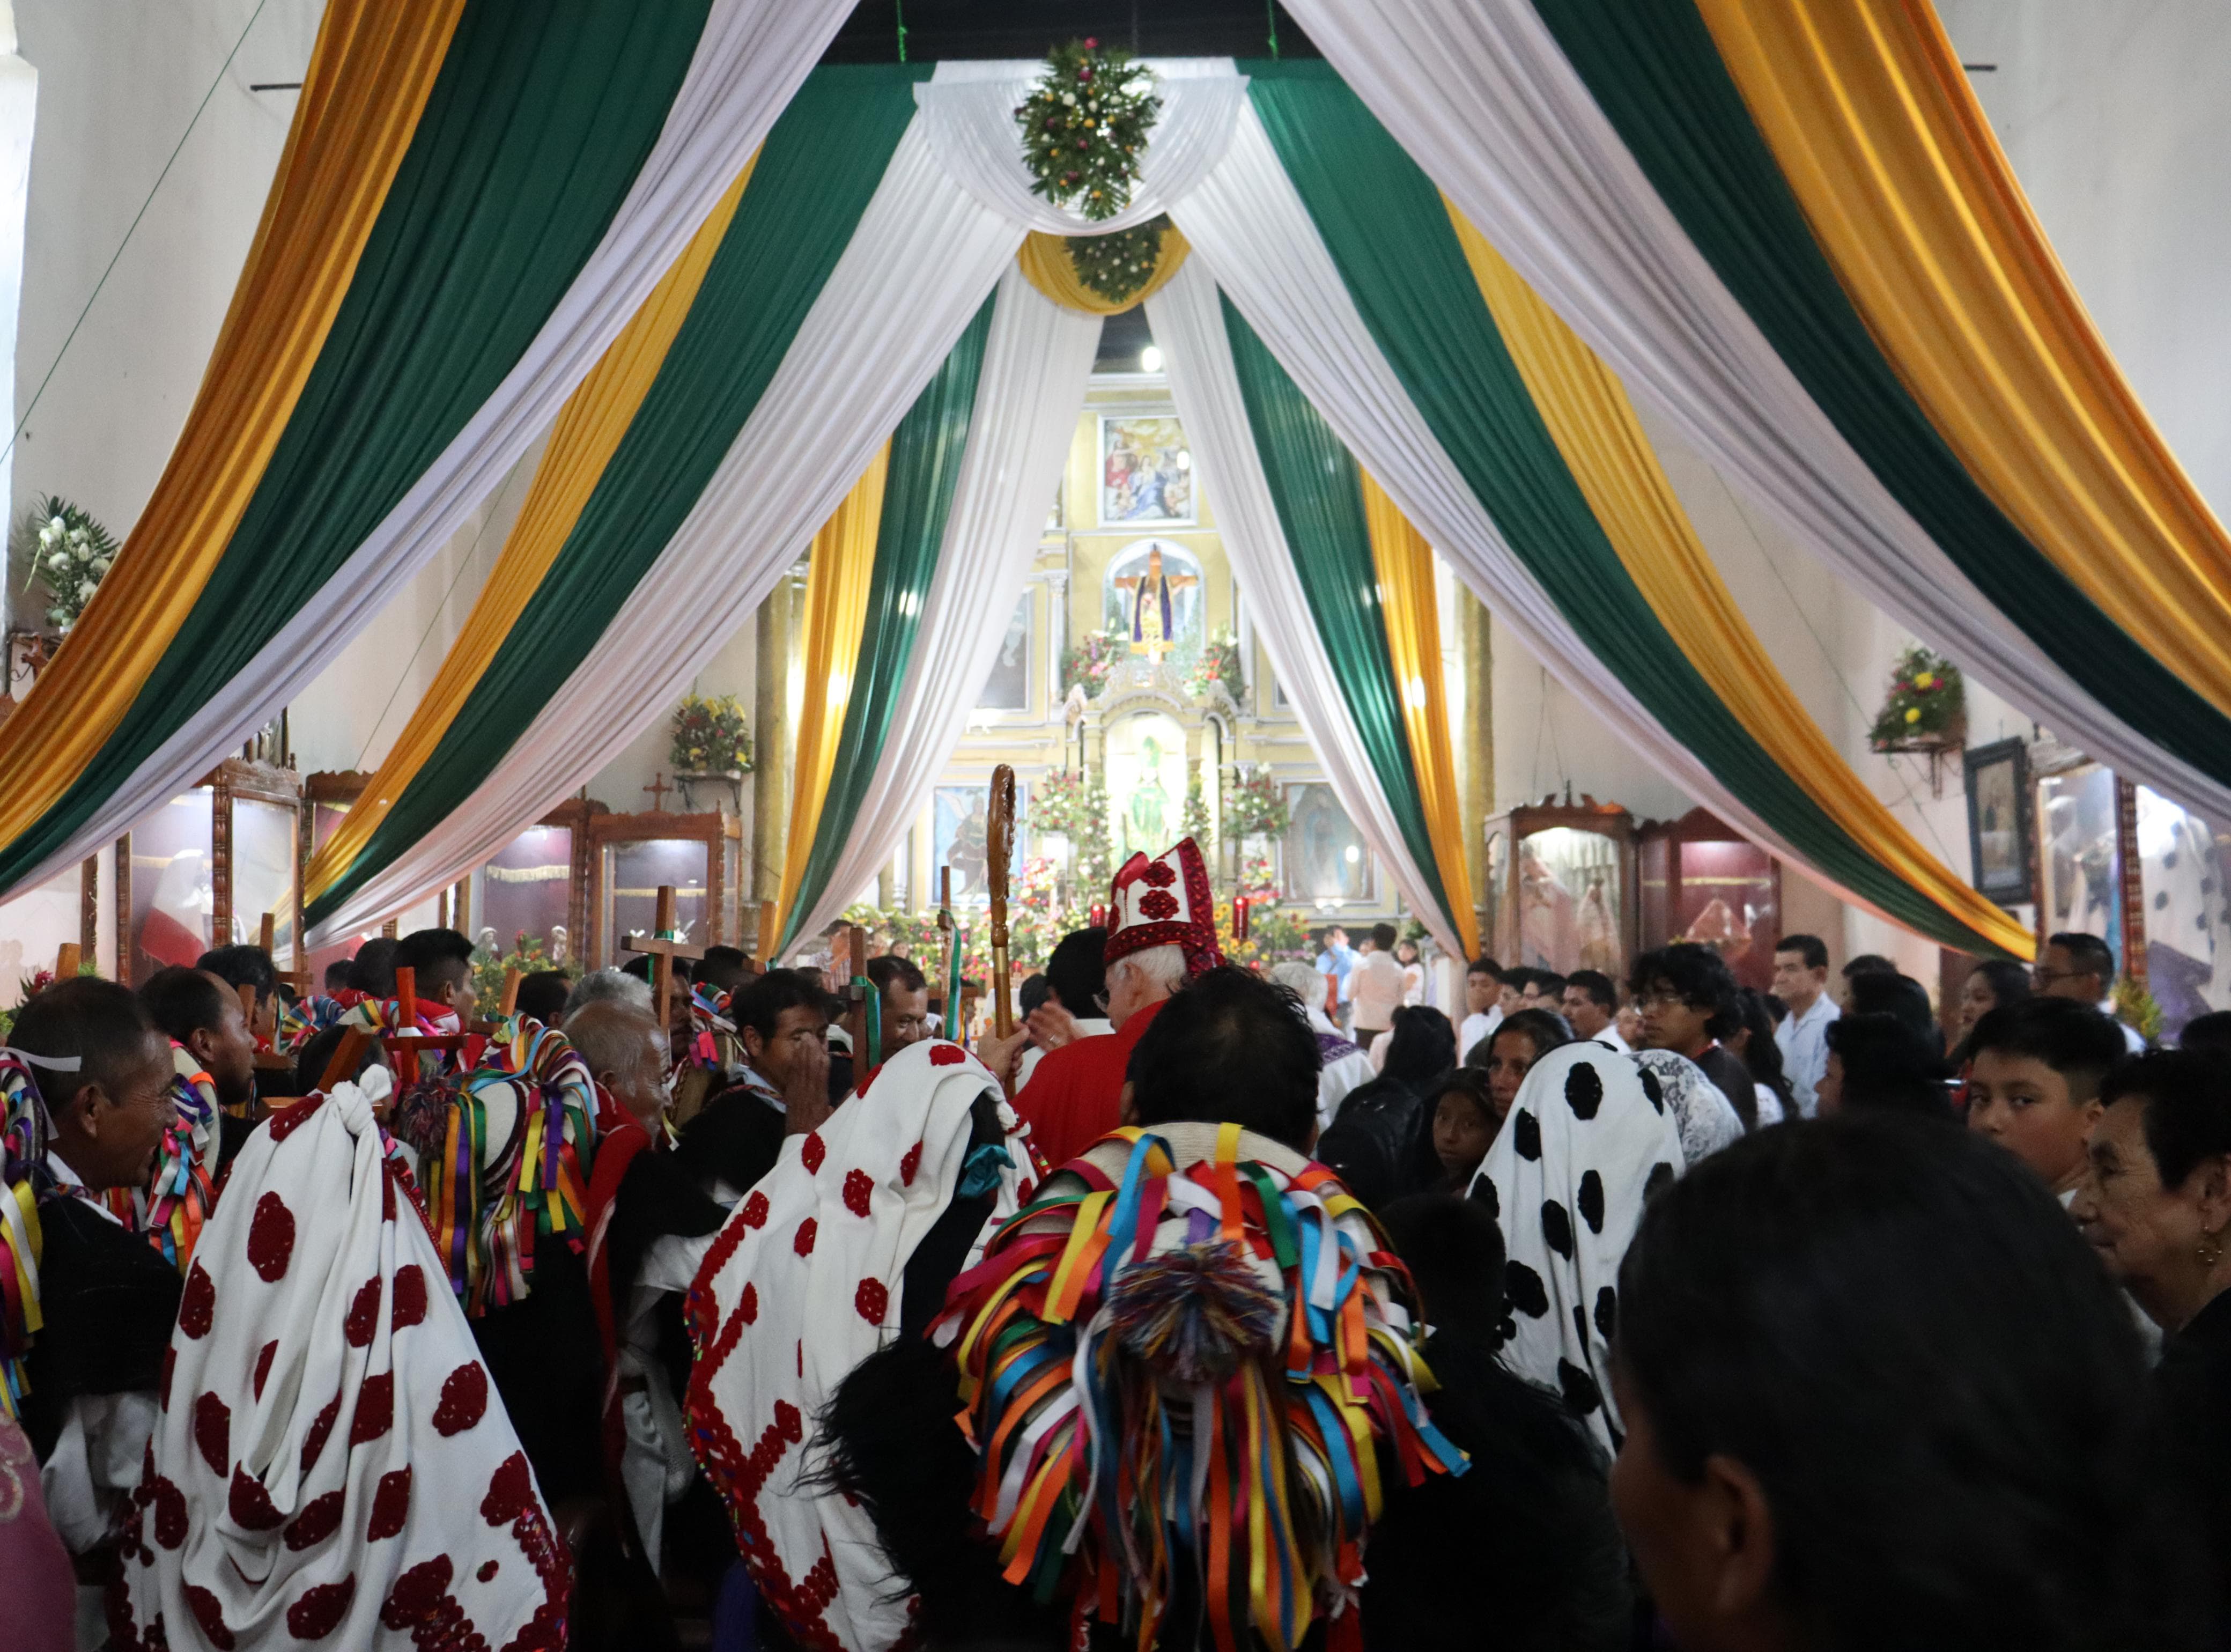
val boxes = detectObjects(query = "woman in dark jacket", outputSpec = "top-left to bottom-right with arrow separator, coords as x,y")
1316,1005 -> 1456,1211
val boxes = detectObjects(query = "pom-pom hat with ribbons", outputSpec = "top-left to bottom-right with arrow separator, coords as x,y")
1104,835 -> 1222,975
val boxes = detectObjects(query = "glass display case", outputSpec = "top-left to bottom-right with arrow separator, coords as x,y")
586,807 -> 743,967
475,801 -> 594,969
2035,762 -> 2125,968
1637,808 -> 1782,992
120,757 -> 304,984
1483,795 -> 1636,980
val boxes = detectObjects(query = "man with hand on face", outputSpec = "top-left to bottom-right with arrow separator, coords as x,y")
672,969 -> 833,1208
7,981 -> 183,1560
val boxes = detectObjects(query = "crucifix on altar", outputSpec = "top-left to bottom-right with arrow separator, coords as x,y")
622,884 -> 706,1035
1112,544 -> 1199,662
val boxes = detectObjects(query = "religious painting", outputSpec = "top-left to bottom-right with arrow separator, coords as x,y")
2137,787 -> 2231,1038
936,786 -> 995,906
1099,415 -> 1195,527
1282,783 -> 1371,904
1963,739 -> 2032,905
1106,712 -> 1190,862
2037,764 -> 2122,964
231,798 -> 298,958
1103,538 -> 1202,666
481,823 -> 574,963
978,593 -> 1032,711
603,838 -> 713,965
1515,827 -> 1629,977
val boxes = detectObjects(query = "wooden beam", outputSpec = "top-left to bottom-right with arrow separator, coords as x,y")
112,834 -> 133,986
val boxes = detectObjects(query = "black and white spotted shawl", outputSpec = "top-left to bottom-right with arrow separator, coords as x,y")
1467,1042 -> 1684,1454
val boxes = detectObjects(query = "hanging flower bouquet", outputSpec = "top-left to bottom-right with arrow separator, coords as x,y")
1067,215 -> 1172,306
1060,625 -> 1129,700
669,693 -> 752,775
1867,646 -> 1966,750
1226,767 -> 1292,839
1015,39 -> 1162,222
16,495 -> 120,636
1183,626 -> 1246,703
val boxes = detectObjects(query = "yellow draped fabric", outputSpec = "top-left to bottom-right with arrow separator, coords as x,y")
0,0 -> 465,848
304,153 -> 759,904
1015,223 -> 1193,316
1357,472 -> 1478,957
1450,205 -> 2034,961
773,447 -> 892,943
1695,0 -> 2231,725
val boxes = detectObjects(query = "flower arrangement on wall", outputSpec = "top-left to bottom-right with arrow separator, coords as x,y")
16,496 -> 120,636
1868,646 -> 1966,749
1060,625 -> 1129,700
1183,626 -> 1246,704
669,693 -> 752,774
1225,766 -> 1292,839
1014,39 -> 1162,222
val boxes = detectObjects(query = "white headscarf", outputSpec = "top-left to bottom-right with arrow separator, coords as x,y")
113,1075 -> 566,1649
684,1039 -> 1033,1652
1630,1049 -> 1746,1167
1469,1041 -> 1684,1453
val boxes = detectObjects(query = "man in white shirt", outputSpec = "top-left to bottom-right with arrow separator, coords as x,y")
1562,970 -> 1629,1052
1456,956 -> 1505,1065
2035,930 -> 2148,1055
1349,924 -> 1408,1046
1314,926 -> 1357,1029
1772,933 -> 1840,1118
1272,962 -> 1378,1131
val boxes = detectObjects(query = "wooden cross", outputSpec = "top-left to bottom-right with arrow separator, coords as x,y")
53,942 -> 79,979
499,967 -> 522,1019
642,771 -> 675,813
257,911 -> 312,995
622,885 -> 706,1035
381,965 -> 469,1087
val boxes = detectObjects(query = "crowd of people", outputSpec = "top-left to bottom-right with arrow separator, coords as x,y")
3,836 -> 2229,1651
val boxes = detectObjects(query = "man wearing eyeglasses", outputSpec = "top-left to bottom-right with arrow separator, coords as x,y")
2033,931 -> 2145,1054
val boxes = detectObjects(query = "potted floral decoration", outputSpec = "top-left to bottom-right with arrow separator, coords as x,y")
1183,627 -> 1246,704
16,496 -> 120,637
1868,646 -> 1966,750
1061,626 -> 1129,700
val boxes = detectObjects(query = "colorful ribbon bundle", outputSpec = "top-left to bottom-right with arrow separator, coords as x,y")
277,991 -> 348,1054
0,1051 -> 47,1422
936,1123 -> 1465,1652
103,1044 -> 220,1272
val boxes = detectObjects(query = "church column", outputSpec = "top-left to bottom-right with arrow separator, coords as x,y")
1456,584 -> 1494,955
752,566 -> 802,917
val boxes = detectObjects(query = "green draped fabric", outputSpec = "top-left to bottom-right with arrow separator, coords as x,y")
1244,62 -> 2015,956
1523,1 -> 2231,788
780,296 -> 998,953
307,64 -> 927,928
1218,298 -> 1457,936
3,0 -> 716,893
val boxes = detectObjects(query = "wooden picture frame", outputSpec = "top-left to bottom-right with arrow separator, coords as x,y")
1963,738 -> 2033,906
584,808 -> 742,968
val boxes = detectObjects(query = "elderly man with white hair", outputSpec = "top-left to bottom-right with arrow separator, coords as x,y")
1270,959 -> 1379,1133
981,838 -> 1222,1170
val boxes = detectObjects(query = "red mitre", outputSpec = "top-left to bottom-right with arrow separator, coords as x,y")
1103,836 -> 1223,977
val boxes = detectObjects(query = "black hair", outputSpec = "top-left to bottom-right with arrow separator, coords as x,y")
1618,1114 -> 2208,1652
2048,931 -> 2117,986
621,952 -> 693,987
394,928 -> 475,995
1126,965 -> 1318,1152
1017,974 -> 1051,1018
197,944 -> 278,1005
1968,997 -> 2129,1103
291,1023 -> 384,1099
1044,926 -> 1108,1016
1968,959 -> 2033,1017
1775,932 -> 1829,972
346,937 -> 398,996
1498,965 -> 1535,995
1370,922 -> 1400,951
1846,970 -> 1939,1045
1733,987 -> 1798,1120
321,958 -> 353,994
729,969 -> 825,1045
1564,970 -> 1616,1011
1478,1007 -> 1572,1068
1629,942 -> 1740,1040
1468,955 -> 1504,980
1378,1191 -> 1505,1341
2101,1050 -> 2231,1191
1382,1005 -> 1458,1087
1841,953 -> 1895,980
1531,970 -> 1568,999
696,946 -> 751,995
513,970 -> 573,1027
138,965 -> 234,1045
10,977 -> 163,1115
865,955 -> 926,996
2180,1011 -> 2231,1058
1825,1013 -> 1952,1117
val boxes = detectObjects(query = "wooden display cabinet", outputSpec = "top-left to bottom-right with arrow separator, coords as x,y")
1638,807 -> 1783,992
585,808 -> 743,968
1483,794 -> 1637,982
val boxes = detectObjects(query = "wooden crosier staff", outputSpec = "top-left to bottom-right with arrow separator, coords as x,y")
986,764 -> 1017,1042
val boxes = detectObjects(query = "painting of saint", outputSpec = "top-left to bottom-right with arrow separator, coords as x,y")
1283,783 -> 1370,902
936,787 -> 992,905
1100,415 -> 1195,526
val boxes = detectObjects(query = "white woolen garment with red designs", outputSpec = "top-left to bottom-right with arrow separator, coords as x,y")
685,1039 -> 1032,1652
109,1078 -> 567,1650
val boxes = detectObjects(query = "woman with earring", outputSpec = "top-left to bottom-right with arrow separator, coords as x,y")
2072,1049 -> 2231,1619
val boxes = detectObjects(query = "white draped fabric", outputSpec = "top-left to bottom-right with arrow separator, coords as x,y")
1166,107 -> 1920,930
16,0 -> 862,897
309,117 -> 1024,944
789,265 -> 1102,946
1276,0 -> 2231,827
1146,260 -> 1465,962
915,58 -> 1246,234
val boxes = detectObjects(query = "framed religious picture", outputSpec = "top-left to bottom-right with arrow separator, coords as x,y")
1492,795 -> 1638,983
1963,738 -> 2033,905
2035,761 -> 2123,963
1636,807 -> 1777,992
1098,414 -> 1195,527
1281,781 -> 1373,904
977,592 -> 1032,711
